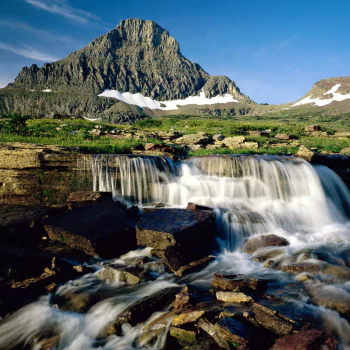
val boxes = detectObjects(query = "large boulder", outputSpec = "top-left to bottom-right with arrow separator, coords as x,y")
136,208 -> 217,274
243,234 -> 289,255
44,199 -> 136,258
270,328 -> 338,350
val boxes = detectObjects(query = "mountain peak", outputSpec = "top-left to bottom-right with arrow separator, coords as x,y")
11,19 -> 249,103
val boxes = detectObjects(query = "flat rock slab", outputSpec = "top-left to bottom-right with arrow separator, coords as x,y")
212,273 -> 268,294
137,208 -> 216,272
44,201 -> 135,258
252,303 -> 295,336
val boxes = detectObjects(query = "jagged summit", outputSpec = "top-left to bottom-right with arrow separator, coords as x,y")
12,18 -> 249,103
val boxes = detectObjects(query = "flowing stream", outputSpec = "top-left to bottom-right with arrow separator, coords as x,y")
1,154 -> 350,349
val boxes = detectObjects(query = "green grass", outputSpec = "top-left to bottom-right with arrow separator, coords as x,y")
0,116 -> 349,155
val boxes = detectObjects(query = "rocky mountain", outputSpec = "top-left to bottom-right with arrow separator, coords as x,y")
1,19 -> 256,121
293,77 -> 350,108
9,19 -> 249,103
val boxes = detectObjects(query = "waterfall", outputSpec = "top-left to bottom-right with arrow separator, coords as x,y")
86,154 -> 350,250
1,154 -> 350,350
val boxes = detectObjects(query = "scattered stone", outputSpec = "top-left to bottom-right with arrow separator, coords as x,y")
270,328 -> 338,350
222,136 -> 246,149
275,134 -> 295,140
242,142 -> 259,150
305,125 -> 321,132
243,235 -> 289,255
172,310 -> 205,326
170,327 -> 197,347
213,134 -> 225,141
212,273 -> 267,294
136,208 -> 216,274
295,145 -> 318,162
89,129 -> 105,136
175,133 -> 213,146
216,291 -> 253,304
44,199 -> 136,258
252,303 -> 295,336
144,143 -> 156,151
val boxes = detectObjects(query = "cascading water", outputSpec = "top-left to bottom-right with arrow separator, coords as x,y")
87,154 -> 350,249
1,154 -> 350,349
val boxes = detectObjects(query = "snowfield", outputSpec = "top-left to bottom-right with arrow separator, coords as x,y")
293,84 -> 350,107
99,89 -> 238,110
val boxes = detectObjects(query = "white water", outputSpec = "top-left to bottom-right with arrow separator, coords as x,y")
1,154 -> 350,349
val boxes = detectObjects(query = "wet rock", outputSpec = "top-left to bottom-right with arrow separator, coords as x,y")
253,248 -> 286,263
113,286 -> 181,328
97,265 -> 150,285
66,191 -> 113,207
282,262 -> 323,275
170,327 -> 197,346
252,303 -> 296,336
212,273 -> 268,294
305,283 -> 350,316
186,202 -> 213,212
44,199 -> 136,258
322,264 -> 350,283
175,256 -> 215,277
244,235 -> 289,255
173,286 -> 196,310
269,328 -> 338,350
172,310 -> 206,326
216,291 -> 253,304
200,316 -> 273,350
136,208 -> 216,274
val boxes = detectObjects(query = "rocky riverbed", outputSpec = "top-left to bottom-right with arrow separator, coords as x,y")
1,144 -> 350,349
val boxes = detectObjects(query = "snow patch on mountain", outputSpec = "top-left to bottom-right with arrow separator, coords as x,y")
99,89 -> 238,110
293,84 -> 350,107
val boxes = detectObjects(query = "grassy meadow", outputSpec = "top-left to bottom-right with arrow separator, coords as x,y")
0,114 -> 350,155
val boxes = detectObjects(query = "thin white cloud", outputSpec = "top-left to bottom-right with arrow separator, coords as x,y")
24,0 -> 100,24
0,19 -> 74,43
0,42 -> 59,62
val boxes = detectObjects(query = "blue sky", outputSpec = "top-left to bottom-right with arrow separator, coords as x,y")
0,0 -> 349,104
